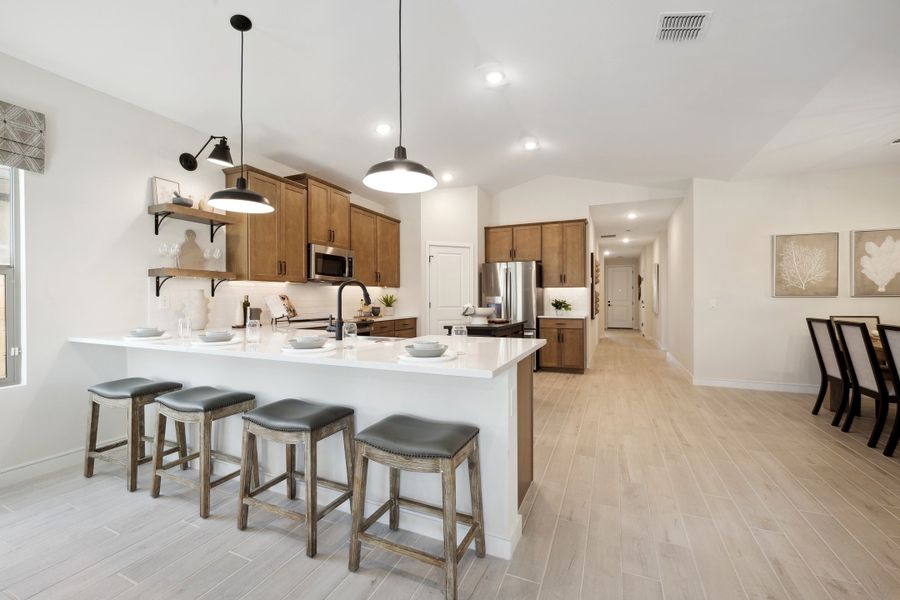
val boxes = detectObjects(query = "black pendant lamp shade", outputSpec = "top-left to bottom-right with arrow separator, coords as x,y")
207,14 -> 273,214
179,136 -> 234,171
363,0 -> 437,194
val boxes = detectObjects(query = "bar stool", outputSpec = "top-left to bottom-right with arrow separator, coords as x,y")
348,415 -> 485,600
84,377 -> 185,492
150,386 -> 256,518
237,399 -> 355,557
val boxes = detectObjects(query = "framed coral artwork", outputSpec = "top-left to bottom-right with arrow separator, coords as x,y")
772,232 -> 839,297
852,228 -> 900,297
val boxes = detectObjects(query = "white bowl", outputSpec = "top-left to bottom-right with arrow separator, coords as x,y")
412,340 -> 442,350
289,337 -> 327,349
405,344 -> 448,358
199,331 -> 234,343
130,327 -> 164,338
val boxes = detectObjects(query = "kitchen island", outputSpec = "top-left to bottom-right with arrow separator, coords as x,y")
69,330 -> 543,559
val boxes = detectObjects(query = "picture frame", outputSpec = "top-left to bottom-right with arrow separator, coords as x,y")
851,228 -> 900,297
772,232 -> 839,297
652,263 -> 659,315
152,176 -> 181,204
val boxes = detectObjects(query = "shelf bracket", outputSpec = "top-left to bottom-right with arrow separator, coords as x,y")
153,211 -> 173,235
210,222 -> 226,243
211,278 -> 228,297
155,275 -> 174,297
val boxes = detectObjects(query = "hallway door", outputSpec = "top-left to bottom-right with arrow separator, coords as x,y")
606,265 -> 634,329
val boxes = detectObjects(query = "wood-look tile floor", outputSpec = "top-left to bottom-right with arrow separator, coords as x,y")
2,330 -> 900,599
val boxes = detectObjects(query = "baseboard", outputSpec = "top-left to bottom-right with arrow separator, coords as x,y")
0,441 -> 105,486
665,352 -> 693,380
692,377 -> 818,394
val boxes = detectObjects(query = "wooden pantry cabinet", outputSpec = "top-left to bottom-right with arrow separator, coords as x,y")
538,317 -> 585,372
350,205 -> 401,287
541,221 -> 586,287
485,224 -> 542,262
224,166 -> 308,282
287,174 -> 351,249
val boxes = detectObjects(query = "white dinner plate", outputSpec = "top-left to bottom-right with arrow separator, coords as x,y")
191,338 -> 243,347
123,333 -> 172,341
398,349 -> 459,363
281,346 -> 337,356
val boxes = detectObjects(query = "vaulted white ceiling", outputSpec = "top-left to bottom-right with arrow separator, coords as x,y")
1,0 -> 898,200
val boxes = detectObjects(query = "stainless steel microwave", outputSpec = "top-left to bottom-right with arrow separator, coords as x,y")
308,244 -> 354,282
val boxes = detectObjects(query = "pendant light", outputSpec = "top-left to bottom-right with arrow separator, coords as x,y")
363,0 -> 437,194
208,15 -> 274,214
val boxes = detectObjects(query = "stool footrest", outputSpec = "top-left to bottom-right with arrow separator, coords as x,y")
456,524 -> 479,562
161,452 -> 201,471
210,469 -> 241,488
94,439 -> 128,454
243,496 -> 306,522
291,471 -> 349,495
248,473 -> 289,497
318,491 -> 352,521
362,499 -> 394,532
359,531 -> 444,568
397,496 -> 474,526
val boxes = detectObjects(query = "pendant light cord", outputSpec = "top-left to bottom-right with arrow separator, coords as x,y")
240,29 -> 245,181
398,0 -> 403,148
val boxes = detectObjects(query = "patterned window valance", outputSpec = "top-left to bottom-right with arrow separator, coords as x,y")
0,100 -> 45,173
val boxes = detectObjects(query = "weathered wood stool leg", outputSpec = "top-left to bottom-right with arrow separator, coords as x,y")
468,440 -> 486,558
237,424 -> 254,530
440,459 -> 458,600
150,411 -> 167,498
304,434 -> 318,557
348,442 -> 368,572
83,394 -> 100,478
199,416 -> 213,518
137,402 -> 147,460
126,401 -> 141,492
389,468 -> 401,530
286,444 -> 296,500
175,421 -> 189,470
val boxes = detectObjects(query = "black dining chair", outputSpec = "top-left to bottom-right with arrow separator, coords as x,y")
806,318 -> 851,425
876,324 -> 900,457
835,321 -> 896,448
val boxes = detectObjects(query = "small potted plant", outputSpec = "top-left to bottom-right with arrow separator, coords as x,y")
551,298 -> 572,316
378,293 -> 397,316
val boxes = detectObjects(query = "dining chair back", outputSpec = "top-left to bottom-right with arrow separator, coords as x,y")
806,318 -> 849,423
875,324 -> 900,456
830,315 -> 880,337
835,321 -> 893,448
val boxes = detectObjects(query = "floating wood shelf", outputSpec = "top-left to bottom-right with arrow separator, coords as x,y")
148,203 -> 238,242
148,268 -> 236,297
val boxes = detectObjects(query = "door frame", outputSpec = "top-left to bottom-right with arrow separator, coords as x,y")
425,241 -> 476,335
605,264 -> 635,329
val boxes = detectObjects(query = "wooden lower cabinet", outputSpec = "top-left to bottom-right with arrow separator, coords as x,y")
538,318 -> 585,371
371,317 -> 417,338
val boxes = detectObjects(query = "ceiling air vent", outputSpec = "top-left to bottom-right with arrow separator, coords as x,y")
600,234 -> 617,239
657,12 -> 710,42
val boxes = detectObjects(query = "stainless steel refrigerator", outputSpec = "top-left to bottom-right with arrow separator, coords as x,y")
481,261 -> 543,337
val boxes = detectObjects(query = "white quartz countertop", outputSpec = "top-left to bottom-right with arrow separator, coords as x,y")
69,330 -> 543,379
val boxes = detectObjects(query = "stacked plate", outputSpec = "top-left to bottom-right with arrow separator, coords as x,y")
282,337 -> 336,356
193,330 -> 241,346
124,327 -> 169,341
399,340 -> 458,362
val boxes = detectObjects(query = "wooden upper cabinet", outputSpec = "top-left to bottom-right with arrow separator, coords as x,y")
349,206 -> 402,288
280,185 -> 308,282
307,180 -> 331,247
513,225 -> 542,261
541,223 -> 564,286
329,190 -> 350,249
350,207 -> 377,286
563,221 -> 586,287
292,175 -> 351,249
376,215 -> 400,287
485,227 -> 513,262
224,165 -> 309,283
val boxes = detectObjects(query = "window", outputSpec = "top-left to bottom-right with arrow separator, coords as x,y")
0,165 -> 21,385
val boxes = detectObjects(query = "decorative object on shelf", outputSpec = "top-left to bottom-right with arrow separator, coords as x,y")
377,293 -> 397,316
362,0 -> 436,194
158,242 -> 182,268
772,232 -> 839,297
202,246 -> 223,270
551,298 -> 573,316
185,289 -> 209,330
207,15 -> 273,214
171,194 -> 193,207
371,306 -> 381,317
178,135 -> 233,172
152,176 -> 181,204
852,228 -> 900,296
148,203 -> 236,242
177,230 -> 204,270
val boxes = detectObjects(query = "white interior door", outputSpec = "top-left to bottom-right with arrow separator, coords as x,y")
606,265 -> 634,329
427,244 -> 473,335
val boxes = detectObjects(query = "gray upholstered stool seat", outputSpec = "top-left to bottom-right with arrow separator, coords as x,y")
243,399 -> 354,432
84,378 -> 186,492
88,377 -> 182,400
156,386 -> 255,412
355,415 -> 479,459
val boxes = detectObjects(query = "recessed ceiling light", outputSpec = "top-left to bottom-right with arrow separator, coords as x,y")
375,123 -> 392,136
603,250 -> 611,256
521,137 -> 540,151
484,70 -> 506,87
441,172 -> 454,183
623,237 -> 630,244
627,212 -> 637,220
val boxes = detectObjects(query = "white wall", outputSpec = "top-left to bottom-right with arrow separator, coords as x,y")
639,231 -> 668,349
666,191 -> 694,375
691,166 -> 900,390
